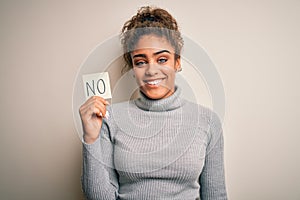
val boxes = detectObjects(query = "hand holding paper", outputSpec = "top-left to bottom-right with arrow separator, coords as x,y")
79,72 -> 112,144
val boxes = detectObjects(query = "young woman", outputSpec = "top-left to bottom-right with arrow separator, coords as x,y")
79,6 -> 227,200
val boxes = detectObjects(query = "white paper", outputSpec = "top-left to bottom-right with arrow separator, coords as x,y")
82,72 -> 112,100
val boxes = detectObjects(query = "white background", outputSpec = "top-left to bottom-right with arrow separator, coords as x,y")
0,0 -> 299,199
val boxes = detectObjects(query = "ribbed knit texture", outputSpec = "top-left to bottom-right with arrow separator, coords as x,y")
81,87 -> 227,200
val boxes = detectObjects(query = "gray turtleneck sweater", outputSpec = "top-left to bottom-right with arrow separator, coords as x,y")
81,87 -> 227,200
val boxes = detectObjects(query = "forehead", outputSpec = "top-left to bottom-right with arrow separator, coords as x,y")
132,34 -> 175,53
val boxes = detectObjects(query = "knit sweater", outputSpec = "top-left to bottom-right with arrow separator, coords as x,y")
81,87 -> 227,200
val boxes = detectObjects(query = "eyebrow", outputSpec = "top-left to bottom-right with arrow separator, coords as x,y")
132,49 -> 171,59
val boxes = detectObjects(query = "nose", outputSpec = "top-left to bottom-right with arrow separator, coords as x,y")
145,63 -> 159,76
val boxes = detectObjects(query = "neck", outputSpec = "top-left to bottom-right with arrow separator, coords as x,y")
134,86 -> 183,112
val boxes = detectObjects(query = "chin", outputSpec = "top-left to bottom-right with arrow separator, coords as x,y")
141,86 -> 173,100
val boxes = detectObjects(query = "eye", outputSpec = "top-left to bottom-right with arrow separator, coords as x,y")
134,60 -> 147,67
158,58 -> 168,64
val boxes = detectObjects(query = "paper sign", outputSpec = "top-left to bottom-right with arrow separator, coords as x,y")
82,72 -> 112,100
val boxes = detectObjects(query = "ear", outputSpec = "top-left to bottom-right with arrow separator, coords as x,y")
174,57 -> 181,72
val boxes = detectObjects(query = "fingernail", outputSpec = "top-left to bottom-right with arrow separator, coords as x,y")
105,111 -> 110,119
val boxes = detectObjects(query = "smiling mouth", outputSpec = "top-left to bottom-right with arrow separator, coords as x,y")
144,78 -> 165,86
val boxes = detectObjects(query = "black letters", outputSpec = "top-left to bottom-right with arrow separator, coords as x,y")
86,80 -> 95,96
85,79 -> 106,97
97,79 -> 106,94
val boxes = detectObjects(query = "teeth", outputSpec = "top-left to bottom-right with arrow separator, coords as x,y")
147,79 -> 162,85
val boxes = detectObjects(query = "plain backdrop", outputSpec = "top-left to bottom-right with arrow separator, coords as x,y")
0,0 -> 299,199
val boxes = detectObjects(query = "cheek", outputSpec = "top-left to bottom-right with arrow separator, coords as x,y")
133,69 -> 144,82
160,66 -> 176,78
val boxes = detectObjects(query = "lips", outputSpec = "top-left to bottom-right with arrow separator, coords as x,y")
144,78 -> 165,86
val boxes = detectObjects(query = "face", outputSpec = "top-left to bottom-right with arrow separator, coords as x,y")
131,34 -> 181,100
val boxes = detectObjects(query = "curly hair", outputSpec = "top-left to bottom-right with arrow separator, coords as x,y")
121,6 -> 184,73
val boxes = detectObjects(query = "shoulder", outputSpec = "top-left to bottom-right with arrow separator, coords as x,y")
183,99 -> 221,125
183,99 -> 222,138
183,101 -> 224,155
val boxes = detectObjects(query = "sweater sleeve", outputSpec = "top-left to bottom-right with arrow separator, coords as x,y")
81,118 -> 119,200
199,111 -> 227,200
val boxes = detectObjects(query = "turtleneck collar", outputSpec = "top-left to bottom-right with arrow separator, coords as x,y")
134,86 -> 184,112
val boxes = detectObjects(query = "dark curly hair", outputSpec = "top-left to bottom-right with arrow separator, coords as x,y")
121,6 -> 184,73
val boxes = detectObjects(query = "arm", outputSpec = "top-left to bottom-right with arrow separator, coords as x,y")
199,111 -> 227,200
81,118 -> 119,200
79,96 -> 119,200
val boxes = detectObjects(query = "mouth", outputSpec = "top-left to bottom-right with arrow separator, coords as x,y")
143,78 -> 165,86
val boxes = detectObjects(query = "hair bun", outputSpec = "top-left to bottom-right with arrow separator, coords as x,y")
139,13 -> 159,23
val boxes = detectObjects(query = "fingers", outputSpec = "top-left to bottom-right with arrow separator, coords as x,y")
79,96 -> 109,119
84,96 -> 109,106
